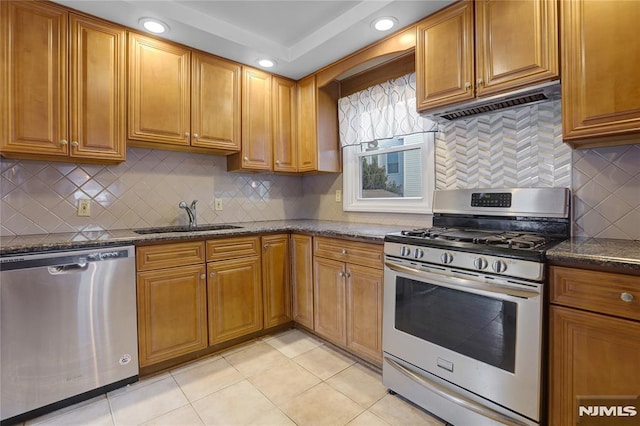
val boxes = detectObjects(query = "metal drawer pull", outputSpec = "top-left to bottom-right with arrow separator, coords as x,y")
621,292 -> 634,303
384,357 -> 527,426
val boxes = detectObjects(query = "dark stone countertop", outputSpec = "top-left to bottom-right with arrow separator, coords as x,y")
546,237 -> 640,274
0,220 -> 409,256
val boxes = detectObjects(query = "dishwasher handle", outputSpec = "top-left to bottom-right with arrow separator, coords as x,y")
48,263 -> 90,274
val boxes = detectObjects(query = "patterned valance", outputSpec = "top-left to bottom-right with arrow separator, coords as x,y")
337,72 -> 437,147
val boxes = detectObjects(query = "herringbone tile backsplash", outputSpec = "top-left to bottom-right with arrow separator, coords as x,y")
1,100 -> 639,239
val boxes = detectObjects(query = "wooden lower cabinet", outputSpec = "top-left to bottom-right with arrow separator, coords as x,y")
291,234 -> 314,329
136,264 -> 208,367
548,266 -> 640,425
313,237 -> 384,364
207,256 -> 263,345
346,264 -> 383,363
262,234 -> 291,328
313,256 -> 347,345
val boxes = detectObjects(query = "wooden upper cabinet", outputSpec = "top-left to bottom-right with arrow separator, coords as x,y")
416,0 -> 474,111
70,14 -> 126,162
475,0 -> 558,97
1,1 -> 68,158
1,2 -> 126,164
416,0 -> 559,112
297,75 -> 319,172
191,53 -> 241,151
272,76 -> 298,173
227,67 -> 273,171
128,33 -> 191,147
296,75 -> 341,173
561,0 -> 640,148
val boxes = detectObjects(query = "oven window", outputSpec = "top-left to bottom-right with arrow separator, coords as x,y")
395,277 -> 517,373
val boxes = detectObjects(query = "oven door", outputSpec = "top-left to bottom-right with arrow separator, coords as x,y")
383,258 -> 543,424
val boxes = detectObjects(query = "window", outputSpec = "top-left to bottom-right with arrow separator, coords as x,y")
343,132 -> 434,213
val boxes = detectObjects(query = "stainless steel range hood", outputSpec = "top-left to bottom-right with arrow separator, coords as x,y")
423,80 -> 560,121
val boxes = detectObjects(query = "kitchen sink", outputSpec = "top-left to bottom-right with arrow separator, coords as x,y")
133,224 -> 243,234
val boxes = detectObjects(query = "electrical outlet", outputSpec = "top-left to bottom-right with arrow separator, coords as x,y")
77,199 -> 91,217
335,190 -> 342,202
214,198 -> 223,211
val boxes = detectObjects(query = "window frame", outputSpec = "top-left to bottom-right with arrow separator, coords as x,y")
342,132 -> 435,213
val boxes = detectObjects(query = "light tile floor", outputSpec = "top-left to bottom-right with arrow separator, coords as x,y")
21,329 -> 445,426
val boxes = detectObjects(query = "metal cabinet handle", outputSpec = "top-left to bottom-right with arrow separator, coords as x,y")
185,132 -> 190,138
243,156 -> 249,162
464,82 -> 471,90
338,271 -> 344,278
193,133 -> 199,139
344,272 -> 351,278
263,243 -> 269,249
477,78 -> 484,86
621,292 -> 634,303
341,249 -> 347,255
60,139 -> 68,146
209,272 -> 215,278
275,160 -> 281,165
200,274 -> 206,280
71,141 -> 79,148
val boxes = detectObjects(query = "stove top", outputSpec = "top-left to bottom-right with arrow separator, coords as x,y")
400,227 -> 557,250
385,227 -> 567,263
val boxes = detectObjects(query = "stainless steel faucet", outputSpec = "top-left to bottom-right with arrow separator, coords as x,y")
178,200 -> 198,228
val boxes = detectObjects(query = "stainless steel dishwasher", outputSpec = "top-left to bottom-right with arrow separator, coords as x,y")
0,246 -> 139,424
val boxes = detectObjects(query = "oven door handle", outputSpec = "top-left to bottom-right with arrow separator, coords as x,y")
384,357 -> 529,426
385,261 -> 539,299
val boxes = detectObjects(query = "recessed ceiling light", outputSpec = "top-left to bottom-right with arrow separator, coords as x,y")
373,17 -> 397,32
139,18 -> 169,34
257,59 -> 275,68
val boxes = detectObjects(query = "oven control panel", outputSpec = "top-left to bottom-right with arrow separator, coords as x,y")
471,192 -> 512,208
384,242 -> 543,282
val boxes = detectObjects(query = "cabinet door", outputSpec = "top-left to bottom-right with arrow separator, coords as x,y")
191,53 -> 241,151
233,67 -> 272,171
313,256 -> 346,345
208,257 -> 263,344
1,1 -> 68,157
346,264 -> 383,363
549,306 -> 640,425
262,234 -> 291,328
272,76 -> 298,172
70,14 -> 126,162
296,75 -> 318,172
561,0 -> 640,146
416,0 -> 474,111
128,33 -> 190,146
137,265 -> 208,367
475,0 -> 558,97
291,234 -> 314,329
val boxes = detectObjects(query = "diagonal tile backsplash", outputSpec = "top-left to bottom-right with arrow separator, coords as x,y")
572,145 -> 640,239
0,148 -> 302,236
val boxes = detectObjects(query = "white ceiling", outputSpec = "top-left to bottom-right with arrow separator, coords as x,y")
52,0 -> 453,80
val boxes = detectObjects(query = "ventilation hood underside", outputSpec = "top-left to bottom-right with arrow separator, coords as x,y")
423,80 -> 561,121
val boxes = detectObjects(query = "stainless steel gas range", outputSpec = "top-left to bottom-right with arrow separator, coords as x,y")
382,187 -> 571,426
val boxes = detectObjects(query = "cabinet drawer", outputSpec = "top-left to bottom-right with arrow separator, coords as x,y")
137,242 -> 205,271
206,236 -> 260,262
314,236 -> 383,269
550,266 -> 640,321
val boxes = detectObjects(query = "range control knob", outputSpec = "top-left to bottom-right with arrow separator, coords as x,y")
492,260 -> 508,273
474,257 -> 488,270
413,248 -> 424,259
400,246 -> 411,257
440,252 -> 454,264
